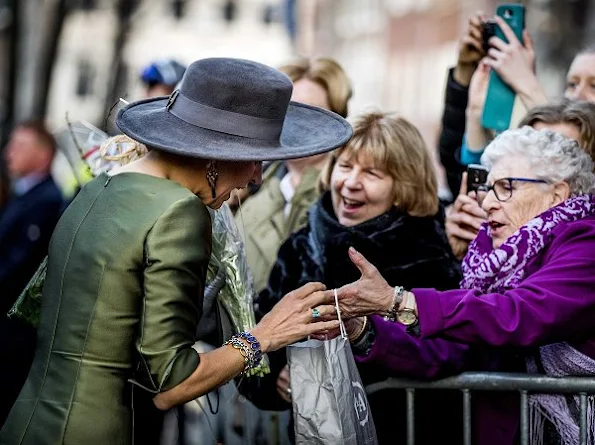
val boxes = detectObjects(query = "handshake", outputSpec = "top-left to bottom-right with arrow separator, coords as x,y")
252,246 -> 399,355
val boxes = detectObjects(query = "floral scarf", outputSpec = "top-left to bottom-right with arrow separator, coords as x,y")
461,194 -> 595,445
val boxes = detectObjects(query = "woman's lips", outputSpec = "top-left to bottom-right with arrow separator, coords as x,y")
341,197 -> 364,213
489,221 -> 506,237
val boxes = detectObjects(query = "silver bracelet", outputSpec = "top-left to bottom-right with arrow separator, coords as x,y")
383,286 -> 404,322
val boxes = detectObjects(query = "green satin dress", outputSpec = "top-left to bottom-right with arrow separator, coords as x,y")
0,172 -> 212,445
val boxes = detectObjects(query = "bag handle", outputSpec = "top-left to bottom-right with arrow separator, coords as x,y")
333,289 -> 348,340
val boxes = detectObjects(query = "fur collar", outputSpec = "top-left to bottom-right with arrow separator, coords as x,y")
303,192 -> 459,290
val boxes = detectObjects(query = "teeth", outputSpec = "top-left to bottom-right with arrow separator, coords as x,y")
343,197 -> 362,205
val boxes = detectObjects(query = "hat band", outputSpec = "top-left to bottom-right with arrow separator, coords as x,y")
168,91 -> 284,141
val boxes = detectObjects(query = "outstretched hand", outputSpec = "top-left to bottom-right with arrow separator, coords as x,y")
323,247 -> 393,320
252,282 -> 338,353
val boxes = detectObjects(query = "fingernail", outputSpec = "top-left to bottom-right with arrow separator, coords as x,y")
349,247 -> 359,255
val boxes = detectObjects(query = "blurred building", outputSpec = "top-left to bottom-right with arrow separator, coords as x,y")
6,0 -> 594,196
294,0 -> 592,195
45,0 -> 294,130
295,0 -> 494,195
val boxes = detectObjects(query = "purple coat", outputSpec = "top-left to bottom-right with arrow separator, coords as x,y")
355,216 -> 595,445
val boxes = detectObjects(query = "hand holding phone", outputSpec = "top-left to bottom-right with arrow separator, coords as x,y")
483,14 -> 547,111
466,164 -> 489,194
454,12 -> 487,87
481,4 -> 526,131
446,171 -> 488,259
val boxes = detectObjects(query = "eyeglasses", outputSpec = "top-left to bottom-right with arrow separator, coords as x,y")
476,177 -> 549,204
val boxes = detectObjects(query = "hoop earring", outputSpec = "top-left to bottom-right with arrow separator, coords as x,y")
206,160 -> 218,199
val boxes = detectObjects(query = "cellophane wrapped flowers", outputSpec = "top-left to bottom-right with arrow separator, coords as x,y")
207,204 -> 270,377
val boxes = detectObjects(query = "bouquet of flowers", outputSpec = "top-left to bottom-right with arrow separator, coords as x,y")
207,204 -> 270,377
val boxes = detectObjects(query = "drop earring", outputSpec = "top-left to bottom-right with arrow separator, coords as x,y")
206,160 -> 218,199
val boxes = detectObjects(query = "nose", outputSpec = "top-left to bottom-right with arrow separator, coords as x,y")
344,168 -> 362,189
480,188 -> 500,214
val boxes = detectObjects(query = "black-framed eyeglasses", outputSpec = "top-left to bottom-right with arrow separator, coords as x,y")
476,177 -> 549,203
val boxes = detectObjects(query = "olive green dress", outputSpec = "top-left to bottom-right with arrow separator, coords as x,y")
0,172 -> 212,445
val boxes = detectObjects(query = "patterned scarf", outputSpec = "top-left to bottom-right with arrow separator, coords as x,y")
461,194 -> 595,445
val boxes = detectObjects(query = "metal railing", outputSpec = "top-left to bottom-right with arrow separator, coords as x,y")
366,372 -> 595,445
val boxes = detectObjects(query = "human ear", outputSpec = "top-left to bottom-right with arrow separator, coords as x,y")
551,181 -> 571,206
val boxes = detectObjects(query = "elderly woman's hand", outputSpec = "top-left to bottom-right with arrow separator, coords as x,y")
251,282 -> 339,353
446,173 -> 487,260
323,247 -> 394,319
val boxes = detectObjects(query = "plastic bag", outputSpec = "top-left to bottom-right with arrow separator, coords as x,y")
287,295 -> 378,445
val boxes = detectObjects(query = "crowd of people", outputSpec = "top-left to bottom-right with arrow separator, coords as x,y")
1,9 -> 595,445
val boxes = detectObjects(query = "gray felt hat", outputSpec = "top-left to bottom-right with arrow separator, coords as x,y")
116,57 -> 353,161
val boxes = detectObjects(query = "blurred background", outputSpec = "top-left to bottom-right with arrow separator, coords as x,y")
1,0 -> 595,195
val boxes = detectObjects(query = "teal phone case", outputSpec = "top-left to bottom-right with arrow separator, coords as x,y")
481,4 -> 526,132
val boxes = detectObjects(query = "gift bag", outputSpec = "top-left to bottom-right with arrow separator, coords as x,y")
288,292 -> 378,445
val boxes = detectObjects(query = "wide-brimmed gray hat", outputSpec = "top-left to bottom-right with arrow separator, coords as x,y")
116,57 -> 353,161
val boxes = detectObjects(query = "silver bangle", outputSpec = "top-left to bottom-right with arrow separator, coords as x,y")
383,286 -> 404,322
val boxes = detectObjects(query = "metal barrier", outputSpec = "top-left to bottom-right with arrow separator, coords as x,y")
366,372 -> 595,445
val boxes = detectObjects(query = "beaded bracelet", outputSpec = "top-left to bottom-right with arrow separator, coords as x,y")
223,332 -> 263,374
238,332 -> 263,367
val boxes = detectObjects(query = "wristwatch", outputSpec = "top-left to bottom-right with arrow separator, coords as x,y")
397,291 -> 418,326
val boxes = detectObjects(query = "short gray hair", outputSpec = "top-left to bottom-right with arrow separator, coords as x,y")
481,126 -> 595,195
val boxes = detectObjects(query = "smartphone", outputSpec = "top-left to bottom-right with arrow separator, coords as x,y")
466,164 -> 489,193
481,3 -> 526,132
481,20 -> 497,54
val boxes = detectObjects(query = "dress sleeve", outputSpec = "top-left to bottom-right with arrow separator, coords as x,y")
413,220 -> 595,348
136,195 -> 212,393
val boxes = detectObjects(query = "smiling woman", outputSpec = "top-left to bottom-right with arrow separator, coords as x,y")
251,111 -> 463,445
320,112 -> 440,223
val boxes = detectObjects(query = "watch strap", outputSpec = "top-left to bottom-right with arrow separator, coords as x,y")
351,319 -> 376,356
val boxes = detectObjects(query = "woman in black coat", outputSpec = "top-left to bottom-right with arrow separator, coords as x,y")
252,111 -> 463,445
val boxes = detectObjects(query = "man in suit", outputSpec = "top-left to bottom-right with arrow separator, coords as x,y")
0,121 -> 63,426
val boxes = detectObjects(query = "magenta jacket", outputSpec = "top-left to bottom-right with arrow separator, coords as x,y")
355,216 -> 595,445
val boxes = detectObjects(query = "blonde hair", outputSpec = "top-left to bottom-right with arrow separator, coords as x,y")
99,135 -> 148,166
278,57 -> 352,117
320,111 -> 439,217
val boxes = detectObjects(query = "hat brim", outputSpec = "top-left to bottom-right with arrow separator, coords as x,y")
116,97 -> 352,161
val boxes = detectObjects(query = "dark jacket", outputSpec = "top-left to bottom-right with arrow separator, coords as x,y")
0,176 -> 63,314
251,192 -> 463,444
439,68 -> 470,198
0,175 -> 63,428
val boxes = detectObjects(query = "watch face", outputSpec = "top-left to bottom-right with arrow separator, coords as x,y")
398,309 -> 418,326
